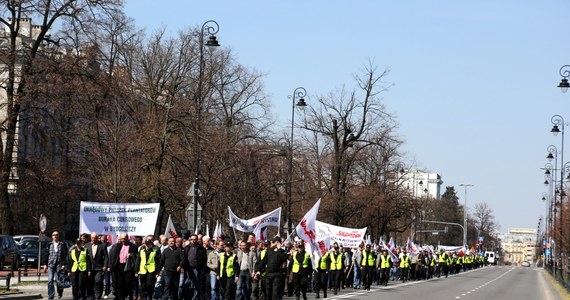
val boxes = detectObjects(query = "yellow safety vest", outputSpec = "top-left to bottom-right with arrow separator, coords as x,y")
361,251 -> 375,267
455,257 -> 462,265
380,255 -> 391,269
438,254 -> 447,264
139,248 -> 157,274
220,253 -> 236,277
260,250 -> 267,276
330,252 -> 343,270
430,257 -> 435,267
71,248 -> 87,272
292,251 -> 310,273
319,252 -> 330,270
400,255 -> 410,268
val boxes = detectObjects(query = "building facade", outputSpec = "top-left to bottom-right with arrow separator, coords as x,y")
497,227 -> 537,265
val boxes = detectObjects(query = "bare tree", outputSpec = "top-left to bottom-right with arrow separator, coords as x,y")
300,62 -> 398,227
0,0 -> 122,234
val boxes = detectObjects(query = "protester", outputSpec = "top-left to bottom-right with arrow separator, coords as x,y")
108,233 -> 138,300
218,241 -> 239,300
160,237 -> 184,300
183,234 -> 207,300
136,238 -> 161,300
85,232 -> 108,300
69,238 -> 91,300
42,231 -> 68,300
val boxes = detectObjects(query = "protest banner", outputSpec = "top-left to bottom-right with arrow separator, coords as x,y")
228,206 -> 281,233
79,201 -> 160,237
315,221 -> 367,248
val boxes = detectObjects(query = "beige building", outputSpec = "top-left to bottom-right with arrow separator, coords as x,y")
498,227 -> 537,265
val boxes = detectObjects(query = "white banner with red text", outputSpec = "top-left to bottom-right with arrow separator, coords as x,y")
315,221 -> 367,249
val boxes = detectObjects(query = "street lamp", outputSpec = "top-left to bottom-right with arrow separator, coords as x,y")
557,65 -> 570,93
287,87 -> 307,235
193,20 -> 220,233
550,115 -> 566,251
459,183 -> 474,247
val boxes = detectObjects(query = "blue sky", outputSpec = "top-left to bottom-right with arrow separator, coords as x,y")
124,1 -> 570,233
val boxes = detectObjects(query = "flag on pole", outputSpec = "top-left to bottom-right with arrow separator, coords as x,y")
381,240 -> 399,263
206,224 -> 210,238
164,215 -> 178,239
253,223 -> 266,242
213,220 -> 223,241
295,199 -> 321,249
406,237 -> 419,255
387,237 -> 395,251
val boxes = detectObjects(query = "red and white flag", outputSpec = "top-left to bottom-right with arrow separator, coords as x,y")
212,220 -> 222,241
295,199 -> 321,249
253,223 -> 268,242
164,215 -> 178,239
406,237 -> 419,255
387,237 -> 395,251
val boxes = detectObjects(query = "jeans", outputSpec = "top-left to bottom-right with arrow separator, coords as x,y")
183,267 -> 200,300
178,271 -> 186,300
161,270 -> 180,300
236,271 -> 251,300
47,266 -> 64,299
353,266 -> 360,288
210,274 -> 220,300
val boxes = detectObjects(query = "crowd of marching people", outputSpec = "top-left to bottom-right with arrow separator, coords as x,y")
41,230 -> 490,300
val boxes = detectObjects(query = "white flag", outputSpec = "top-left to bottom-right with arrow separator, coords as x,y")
164,215 -> 178,239
213,220 -> 222,241
295,199 -> 321,249
206,224 -> 210,238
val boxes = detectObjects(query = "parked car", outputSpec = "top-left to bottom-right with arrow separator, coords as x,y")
19,238 -> 50,267
521,261 -> 531,267
13,235 -> 42,246
0,235 -> 21,270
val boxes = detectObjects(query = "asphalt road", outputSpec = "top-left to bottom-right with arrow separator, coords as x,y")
2,266 -> 567,300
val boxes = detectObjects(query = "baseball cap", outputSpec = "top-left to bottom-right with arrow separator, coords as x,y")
272,236 -> 281,243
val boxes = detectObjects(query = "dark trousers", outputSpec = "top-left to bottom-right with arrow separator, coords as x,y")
379,268 -> 389,285
183,267 -> 200,300
162,270 -> 180,300
71,271 -> 88,300
87,269 -> 104,299
330,270 -> 342,293
200,268 -> 210,300
112,267 -> 135,300
220,276 -> 236,300
316,270 -> 327,297
252,276 -> 264,300
265,272 -> 282,300
292,273 -> 308,300
361,266 -> 374,290
139,272 -> 157,300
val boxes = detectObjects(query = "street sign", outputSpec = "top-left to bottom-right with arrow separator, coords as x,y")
39,214 -> 47,233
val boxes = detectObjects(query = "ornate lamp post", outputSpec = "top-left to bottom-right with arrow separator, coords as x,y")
550,115 -> 566,254
287,87 -> 307,235
192,20 -> 220,233
557,65 -> 570,93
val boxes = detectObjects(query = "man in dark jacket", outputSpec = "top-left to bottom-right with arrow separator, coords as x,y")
85,232 -> 108,300
183,234 -> 207,300
42,231 -> 68,300
108,233 -> 138,300
256,237 -> 288,300
160,237 -> 184,300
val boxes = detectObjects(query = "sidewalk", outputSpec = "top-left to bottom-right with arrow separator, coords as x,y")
0,269 -> 73,299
